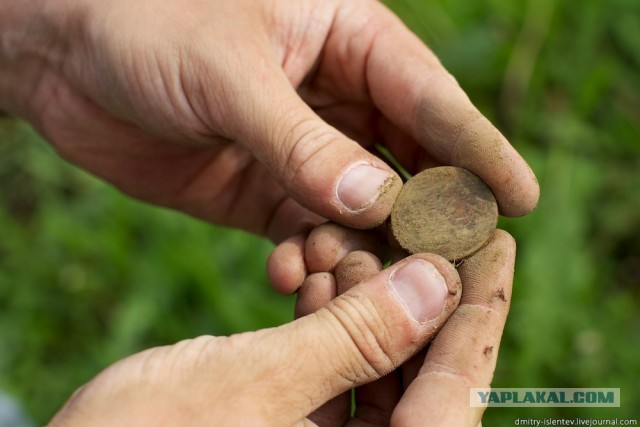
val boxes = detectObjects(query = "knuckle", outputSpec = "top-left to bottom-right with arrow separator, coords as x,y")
457,303 -> 505,330
419,360 -> 476,388
323,293 -> 396,384
273,112 -> 340,185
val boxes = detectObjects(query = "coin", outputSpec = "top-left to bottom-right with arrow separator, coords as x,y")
390,166 -> 498,261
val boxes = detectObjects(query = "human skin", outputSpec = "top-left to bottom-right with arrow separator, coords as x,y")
0,0 -> 538,245
1,0 -> 535,424
47,233 -> 515,426
295,229 -> 516,425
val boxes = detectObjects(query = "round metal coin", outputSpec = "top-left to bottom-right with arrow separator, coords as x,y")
390,166 -> 498,261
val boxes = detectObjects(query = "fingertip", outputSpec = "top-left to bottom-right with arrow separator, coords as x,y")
410,253 -> 462,300
500,166 -> 540,217
481,140 -> 539,218
489,229 -> 517,251
267,234 -> 307,295
472,138 -> 540,218
456,229 -> 516,309
457,131 -> 539,218
295,272 -> 337,319
389,254 -> 461,325
305,222 -> 382,273
386,65 -> 539,219
335,250 -> 382,294
335,166 -> 403,229
464,229 -> 516,274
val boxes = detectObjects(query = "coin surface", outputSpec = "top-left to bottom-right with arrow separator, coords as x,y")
390,166 -> 498,261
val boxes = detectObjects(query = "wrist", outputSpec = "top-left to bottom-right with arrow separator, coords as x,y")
0,0 -> 70,118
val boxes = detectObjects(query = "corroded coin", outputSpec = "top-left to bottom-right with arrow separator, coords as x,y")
390,166 -> 498,261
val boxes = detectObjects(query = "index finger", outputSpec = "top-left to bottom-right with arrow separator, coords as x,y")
391,230 -> 516,426
365,3 -> 539,217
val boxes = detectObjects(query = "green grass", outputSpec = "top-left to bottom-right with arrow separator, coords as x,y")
1,0 -> 640,423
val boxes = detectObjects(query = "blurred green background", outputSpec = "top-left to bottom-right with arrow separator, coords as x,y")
1,0 -> 639,424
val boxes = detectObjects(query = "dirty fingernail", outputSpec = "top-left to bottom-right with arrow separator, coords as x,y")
390,260 -> 448,322
337,164 -> 393,212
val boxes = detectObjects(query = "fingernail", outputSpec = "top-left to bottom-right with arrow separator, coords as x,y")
337,164 -> 393,211
390,260 -> 448,322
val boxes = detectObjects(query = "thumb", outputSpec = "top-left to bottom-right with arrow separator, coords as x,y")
235,66 -> 402,229
266,254 -> 461,423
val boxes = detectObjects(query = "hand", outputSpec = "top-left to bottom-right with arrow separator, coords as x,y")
49,232 -> 515,427
1,0 -> 538,243
49,254 -> 463,426
292,229 -> 516,426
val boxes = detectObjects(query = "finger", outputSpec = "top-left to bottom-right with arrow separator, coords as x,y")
328,251 -> 392,426
325,2 -> 539,216
233,56 -> 402,230
295,272 -> 351,427
345,253 -> 460,427
302,252 -> 390,427
334,252 -> 401,427
295,272 -> 337,319
182,157 -> 324,242
400,347 -> 428,391
60,0 -> 403,228
349,371 -> 402,427
371,15 -> 539,215
305,222 -> 387,273
335,250 -> 383,294
308,396 -> 350,427
267,234 -> 308,295
257,254 -> 462,425
391,230 -> 516,426
314,102 -> 379,147
378,117 -> 442,174
42,83 -> 325,242
299,252 -> 387,426
265,197 -> 326,243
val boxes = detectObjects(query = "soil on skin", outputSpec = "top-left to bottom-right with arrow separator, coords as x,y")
335,250 -> 382,293
390,166 -> 498,261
